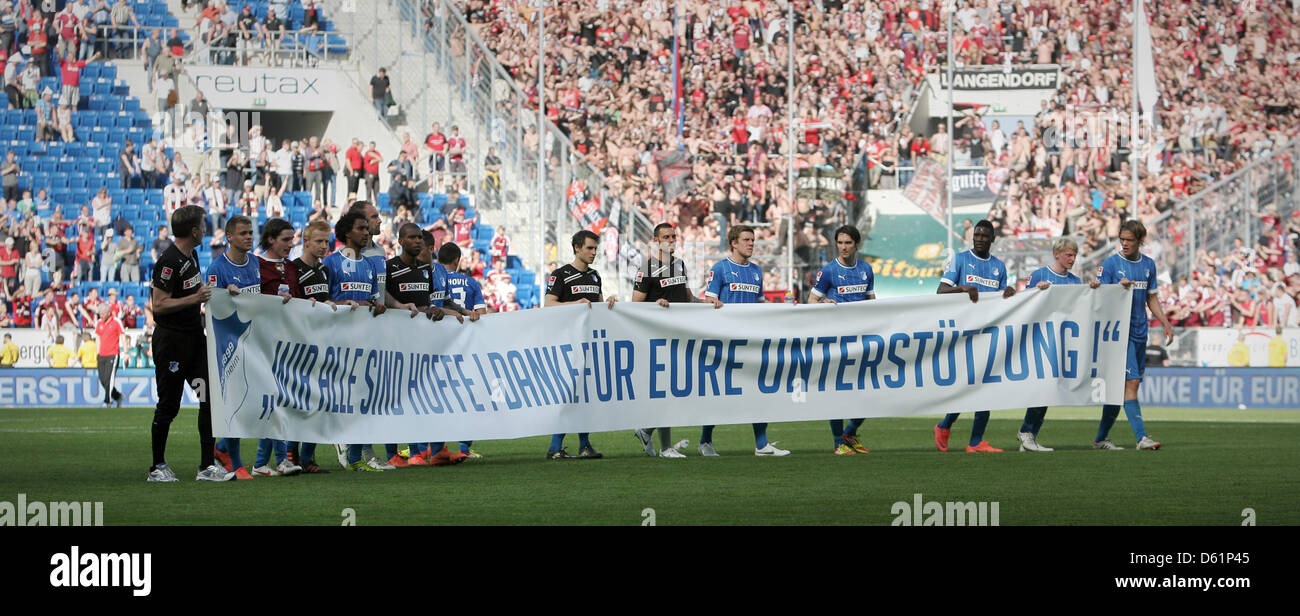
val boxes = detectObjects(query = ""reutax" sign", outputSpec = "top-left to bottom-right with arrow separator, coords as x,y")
188,67 -> 342,111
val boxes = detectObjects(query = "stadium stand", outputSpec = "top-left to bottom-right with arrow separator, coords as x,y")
433,0 -> 1298,322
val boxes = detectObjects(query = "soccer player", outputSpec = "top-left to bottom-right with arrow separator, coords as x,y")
440,242 -> 487,317
94,303 -> 124,408
808,225 -> 875,455
631,222 -> 716,458
148,205 -> 232,482
384,222 -> 454,468
288,219 -> 333,473
543,229 -> 615,460
1017,238 -> 1100,452
324,210 -> 390,471
250,218 -> 305,477
933,219 -> 1017,453
1093,220 -> 1173,451
207,215 -> 263,480
700,225 -> 788,456
427,240 -> 488,463
343,200 -> 404,470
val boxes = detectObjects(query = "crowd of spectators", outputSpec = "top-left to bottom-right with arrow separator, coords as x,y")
434,0 -> 1300,298
444,0 -> 930,286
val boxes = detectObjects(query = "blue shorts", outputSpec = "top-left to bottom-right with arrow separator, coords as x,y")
1125,338 -> 1147,381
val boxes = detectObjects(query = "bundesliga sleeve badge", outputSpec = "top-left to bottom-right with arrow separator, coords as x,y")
160,267 -> 172,280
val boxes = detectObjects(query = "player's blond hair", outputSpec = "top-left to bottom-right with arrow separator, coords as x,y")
304,220 -> 332,242
1052,238 -> 1079,254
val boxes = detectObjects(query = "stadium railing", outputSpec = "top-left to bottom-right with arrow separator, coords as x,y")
1078,137 -> 1300,282
336,0 -> 657,301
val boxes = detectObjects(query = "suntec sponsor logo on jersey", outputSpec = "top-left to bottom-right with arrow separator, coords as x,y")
836,284 -> 870,295
182,275 -> 202,290
1131,281 -> 1148,290
571,285 -> 601,295
964,274 -> 999,288
430,290 -> 446,300
340,282 -> 372,293
303,283 -> 328,296
398,282 -> 429,292
729,283 -> 761,294
659,276 -> 687,287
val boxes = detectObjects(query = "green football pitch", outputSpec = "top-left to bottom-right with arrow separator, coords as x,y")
0,406 -> 1296,525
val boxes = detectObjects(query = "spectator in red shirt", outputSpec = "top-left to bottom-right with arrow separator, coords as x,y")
451,208 -> 475,249
93,303 -> 123,407
362,141 -> 382,202
447,126 -> 466,175
74,227 -> 94,283
344,138 -> 363,201
29,13 -> 50,77
11,285 -> 32,327
425,122 -> 446,176
54,5 -> 80,62
0,237 -> 19,294
59,49 -> 99,109
120,294 -> 141,328
489,226 -> 510,264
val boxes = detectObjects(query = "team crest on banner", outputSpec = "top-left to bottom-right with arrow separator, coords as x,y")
211,309 -> 254,423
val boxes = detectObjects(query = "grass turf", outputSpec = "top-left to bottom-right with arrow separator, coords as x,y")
0,406 -> 1296,525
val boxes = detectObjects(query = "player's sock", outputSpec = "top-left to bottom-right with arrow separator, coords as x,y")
548,434 -> 564,452
459,441 -> 472,454
969,411 -> 990,447
1096,405 -> 1121,442
844,418 -> 862,437
1021,407 -> 1047,435
430,442 -> 446,454
1123,399 -> 1147,440
657,428 -> 672,450
215,440 -> 228,454
753,423 -> 769,449
700,425 -> 715,444
274,440 -> 288,465
829,419 -> 845,446
254,438 -> 273,468
224,438 -> 245,470
578,433 -> 592,449
301,442 -> 317,465
347,444 -> 364,464
385,443 -> 399,458
938,413 -> 958,429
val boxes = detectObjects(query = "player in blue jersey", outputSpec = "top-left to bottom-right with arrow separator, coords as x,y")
1093,220 -> 1173,451
700,225 -> 788,457
207,215 -> 263,480
933,219 -> 1017,453
349,200 -> 404,471
808,225 -> 875,455
415,239 -> 487,465
1017,238 -> 1100,452
439,241 -> 488,317
323,210 -> 391,472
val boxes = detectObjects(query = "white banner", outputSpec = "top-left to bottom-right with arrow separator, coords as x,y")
204,286 -> 1132,443
1194,328 -> 1300,367
187,67 -> 344,111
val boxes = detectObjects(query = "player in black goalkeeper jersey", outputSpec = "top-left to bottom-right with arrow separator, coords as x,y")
630,222 -> 718,458
543,229 -> 616,460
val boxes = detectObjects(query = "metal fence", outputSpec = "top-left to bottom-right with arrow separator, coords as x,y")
1078,138 -> 1300,282
326,0 -> 660,300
